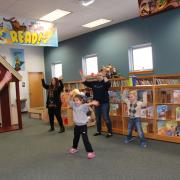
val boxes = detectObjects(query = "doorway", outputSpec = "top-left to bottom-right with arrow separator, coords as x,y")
28,72 -> 44,108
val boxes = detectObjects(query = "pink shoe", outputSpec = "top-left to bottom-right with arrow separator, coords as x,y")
69,148 -> 79,154
87,152 -> 96,159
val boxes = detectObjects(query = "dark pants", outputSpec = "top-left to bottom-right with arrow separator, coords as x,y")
48,107 -> 64,129
73,125 -> 93,152
127,117 -> 146,143
95,103 -> 112,134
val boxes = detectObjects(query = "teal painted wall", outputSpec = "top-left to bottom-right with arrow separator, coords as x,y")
44,8 -> 180,82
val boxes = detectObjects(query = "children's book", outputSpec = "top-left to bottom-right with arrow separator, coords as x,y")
175,126 -> 180,136
157,105 -> 168,120
108,90 -> 121,103
141,122 -> 148,133
172,90 -> 180,103
157,120 -> 167,135
141,108 -> 147,118
157,120 -> 177,136
166,121 -> 178,136
175,107 -> 180,121
109,104 -> 119,116
147,106 -> 154,118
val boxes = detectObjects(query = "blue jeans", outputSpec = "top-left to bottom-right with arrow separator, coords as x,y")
127,117 -> 146,143
95,103 -> 112,134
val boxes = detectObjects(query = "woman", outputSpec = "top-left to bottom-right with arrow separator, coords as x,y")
42,77 -> 65,133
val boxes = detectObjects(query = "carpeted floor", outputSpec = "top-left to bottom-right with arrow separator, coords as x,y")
0,114 -> 179,180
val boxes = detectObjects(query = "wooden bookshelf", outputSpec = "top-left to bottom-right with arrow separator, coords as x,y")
63,74 -> 180,143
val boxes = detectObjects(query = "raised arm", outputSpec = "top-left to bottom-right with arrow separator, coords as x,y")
87,100 -> 99,107
103,77 -> 111,89
68,91 -> 75,108
41,79 -> 49,89
58,78 -> 64,92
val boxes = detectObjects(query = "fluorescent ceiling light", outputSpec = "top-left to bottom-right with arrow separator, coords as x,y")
82,19 -> 112,28
40,9 -> 71,22
79,0 -> 95,7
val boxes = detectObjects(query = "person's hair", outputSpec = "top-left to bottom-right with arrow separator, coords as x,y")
129,90 -> 137,97
50,77 -> 59,89
74,94 -> 84,102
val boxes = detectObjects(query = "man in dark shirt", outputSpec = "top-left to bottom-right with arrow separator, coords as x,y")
81,71 -> 113,138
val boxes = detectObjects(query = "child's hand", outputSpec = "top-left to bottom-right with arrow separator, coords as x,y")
103,76 -> 109,82
91,100 -> 99,106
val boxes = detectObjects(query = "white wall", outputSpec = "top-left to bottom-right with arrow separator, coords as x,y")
0,45 -> 45,114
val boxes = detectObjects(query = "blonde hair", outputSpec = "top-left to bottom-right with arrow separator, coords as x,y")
129,90 -> 137,97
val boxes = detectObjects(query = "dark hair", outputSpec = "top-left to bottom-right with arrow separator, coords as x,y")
50,77 -> 59,89
74,94 -> 84,101
74,94 -> 91,116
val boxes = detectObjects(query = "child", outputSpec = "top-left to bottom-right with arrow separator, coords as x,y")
0,71 -> 12,91
122,90 -> 147,148
68,93 -> 99,159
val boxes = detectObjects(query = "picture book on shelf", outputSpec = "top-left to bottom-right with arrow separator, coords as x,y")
109,104 -> 119,116
172,90 -> 180,103
108,90 -> 121,103
157,105 -> 168,120
140,108 -> 147,118
175,107 -> 180,121
141,122 -> 148,133
147,106 -> 153,118
175,126 -> 180,136
157,120 -> 177,136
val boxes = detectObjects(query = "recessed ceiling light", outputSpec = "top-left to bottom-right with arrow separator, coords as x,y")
40,9 -> 71,22
82,19 -> 112,28
79,0 -> 95,7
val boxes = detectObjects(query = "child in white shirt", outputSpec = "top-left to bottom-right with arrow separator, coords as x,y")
122,90 -> 147,148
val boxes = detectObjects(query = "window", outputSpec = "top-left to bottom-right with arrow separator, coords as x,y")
129,44 -> 153,73
51,63 -> 62,78
82,55 -> 98,75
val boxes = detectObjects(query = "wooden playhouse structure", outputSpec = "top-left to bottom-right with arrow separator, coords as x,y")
0,55 -> 22,132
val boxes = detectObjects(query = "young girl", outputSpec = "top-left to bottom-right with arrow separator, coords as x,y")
41,77 -> 65,133
68,93 -> 99,159
122,90 -> 147,148
0,71 -> 12,91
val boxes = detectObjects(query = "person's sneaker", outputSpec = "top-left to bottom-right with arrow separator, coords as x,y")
124,137 -> 135,144
58,126 -> 65,133
48,128 -> 54,132
87,152 -> 96,159
106,133 -> 113,138
68,148 -> 79,154
93,132 -> 101,136
140,142 -> 147,148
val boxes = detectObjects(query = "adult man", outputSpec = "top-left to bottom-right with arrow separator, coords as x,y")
81,71 -> 113,138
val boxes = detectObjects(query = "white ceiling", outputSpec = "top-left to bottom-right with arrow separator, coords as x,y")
0,0 -> 139,42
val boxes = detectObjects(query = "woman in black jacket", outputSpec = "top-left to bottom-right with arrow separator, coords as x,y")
42,77 -> 65,133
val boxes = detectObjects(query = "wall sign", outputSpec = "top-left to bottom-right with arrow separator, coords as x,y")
0,16 -> 58,47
